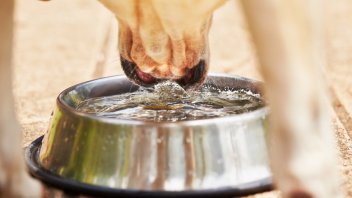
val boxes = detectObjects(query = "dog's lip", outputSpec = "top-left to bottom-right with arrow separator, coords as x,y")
120,57 -> 159,87
120,57 -> 207,88
135,69 -> 157,84
176,60 -> 207,88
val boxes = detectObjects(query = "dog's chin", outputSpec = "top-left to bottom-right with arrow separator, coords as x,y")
120,57 -> 207,89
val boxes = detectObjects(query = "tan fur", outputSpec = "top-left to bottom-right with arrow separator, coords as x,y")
99,0 -> 226,78
0,0 -> 344,197
241,0 -> 343,197
0,0 -> 41,197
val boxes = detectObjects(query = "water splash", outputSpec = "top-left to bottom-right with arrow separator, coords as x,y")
76,81 -> 265,122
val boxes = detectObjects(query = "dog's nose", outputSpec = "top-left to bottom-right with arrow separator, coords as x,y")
120,56 -> 207,89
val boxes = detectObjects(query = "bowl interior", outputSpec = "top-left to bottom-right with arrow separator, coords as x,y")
60,74 -> 265,123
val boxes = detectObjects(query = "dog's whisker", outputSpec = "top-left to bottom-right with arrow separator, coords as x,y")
129,72 -> 138,92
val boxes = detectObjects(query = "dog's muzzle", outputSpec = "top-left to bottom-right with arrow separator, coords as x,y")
120,57 -> 207,89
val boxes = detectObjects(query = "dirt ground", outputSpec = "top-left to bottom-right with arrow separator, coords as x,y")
14,0 -> 352,197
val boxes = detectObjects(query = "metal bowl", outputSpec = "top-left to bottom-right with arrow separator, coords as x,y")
26,74 -> 272,197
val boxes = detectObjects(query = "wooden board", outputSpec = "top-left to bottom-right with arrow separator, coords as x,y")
14,0 -> 352,197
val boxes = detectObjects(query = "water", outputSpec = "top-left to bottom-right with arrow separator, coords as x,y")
76,81 -> 265,122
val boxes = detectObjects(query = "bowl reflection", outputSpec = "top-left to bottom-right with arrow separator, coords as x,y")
27,74 -> 272,197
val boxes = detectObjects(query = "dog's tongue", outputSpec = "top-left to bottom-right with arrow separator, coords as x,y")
136,69 -> 156,84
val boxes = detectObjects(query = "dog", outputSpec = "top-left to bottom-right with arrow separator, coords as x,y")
0,0 -> 344,197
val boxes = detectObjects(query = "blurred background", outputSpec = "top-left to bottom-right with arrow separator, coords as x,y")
13,0 -> 351,197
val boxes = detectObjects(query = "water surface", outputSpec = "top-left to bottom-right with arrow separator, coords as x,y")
76,81 -> 265,122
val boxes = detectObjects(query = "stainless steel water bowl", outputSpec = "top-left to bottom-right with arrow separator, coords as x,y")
26,74 -> 272,197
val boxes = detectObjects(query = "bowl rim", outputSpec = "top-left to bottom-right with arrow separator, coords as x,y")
57,73 -> 269,127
